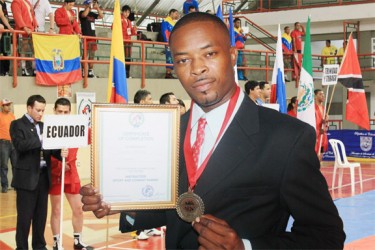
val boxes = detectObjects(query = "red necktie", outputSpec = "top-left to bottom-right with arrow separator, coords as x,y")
192,117 -> 207,169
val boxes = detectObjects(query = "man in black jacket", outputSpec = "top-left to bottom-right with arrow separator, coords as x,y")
80,13 -> 345,249
10,95 -> 67,250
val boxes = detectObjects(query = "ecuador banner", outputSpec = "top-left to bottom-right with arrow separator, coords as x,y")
33,34 -> 82,86
107,0 -> 128,103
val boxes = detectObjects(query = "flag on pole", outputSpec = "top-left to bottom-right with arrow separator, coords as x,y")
228,7 -> 238,84
297,16 -> 316,129
270,24 -> 287,113
107,0 -> 128,103
216,5 -> 223,21
338,34 -> 370,130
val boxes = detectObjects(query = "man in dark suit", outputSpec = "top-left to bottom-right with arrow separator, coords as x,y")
10,95 -> 67,250
80,13 -> 345,249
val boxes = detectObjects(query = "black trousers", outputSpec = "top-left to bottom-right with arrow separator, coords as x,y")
15,169 -> 49,250
0,33 -> 10,75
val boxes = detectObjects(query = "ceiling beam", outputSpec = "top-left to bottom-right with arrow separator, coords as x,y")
136,0 -> 161,26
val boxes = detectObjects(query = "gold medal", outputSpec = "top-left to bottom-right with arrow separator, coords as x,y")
176,191 -> 204,223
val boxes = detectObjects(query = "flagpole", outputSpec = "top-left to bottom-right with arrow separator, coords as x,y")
58,155 -> 66,250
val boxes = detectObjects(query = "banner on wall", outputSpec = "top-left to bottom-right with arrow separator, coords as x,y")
323,130 -> 375,161
76,92 -> 96,126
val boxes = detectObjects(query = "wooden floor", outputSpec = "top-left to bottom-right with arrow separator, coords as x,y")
1,161 -> 375,250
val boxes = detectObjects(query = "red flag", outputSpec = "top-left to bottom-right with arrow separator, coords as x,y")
337,34 -> 370,130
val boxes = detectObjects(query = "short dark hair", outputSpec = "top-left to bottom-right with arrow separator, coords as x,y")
54,98 -> 71,110
234,18 -> 241,23
169,9 -> 178,15
259,81 -> 269,90
287,96 -> 297,111
27,95 -> 46,107
326,40 -> 331,44
170,12 -> 229,46
134,90 -> 151,104
284,26 -> 289,31
314,89 -> 322,95
244,81 -> 259,95
159,92 -> 175,104
177,99 -> 185,108
188,6 -> 195,11
122,5 -> 131,12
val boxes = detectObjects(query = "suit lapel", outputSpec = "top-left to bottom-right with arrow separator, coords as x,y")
194,96 -> 260,197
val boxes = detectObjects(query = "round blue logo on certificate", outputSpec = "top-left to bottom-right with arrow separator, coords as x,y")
142,185 -> 154,197
129,113 -> 144,128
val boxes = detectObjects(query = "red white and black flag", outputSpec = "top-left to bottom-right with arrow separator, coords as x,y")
337,34 -> 370,130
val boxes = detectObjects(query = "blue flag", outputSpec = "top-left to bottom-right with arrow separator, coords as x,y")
229,8 -> 235,47
216,5 -> 223,21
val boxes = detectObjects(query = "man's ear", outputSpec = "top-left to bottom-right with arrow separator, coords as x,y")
230,47 -> 237,67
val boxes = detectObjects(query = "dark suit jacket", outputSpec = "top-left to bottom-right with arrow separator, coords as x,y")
120,96 -> 345,249
10,115 -> 61,191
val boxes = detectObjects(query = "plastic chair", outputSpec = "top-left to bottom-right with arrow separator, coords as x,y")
329,139 -> 363,193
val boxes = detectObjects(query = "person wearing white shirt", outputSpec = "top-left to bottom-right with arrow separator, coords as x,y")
31,0 -> 55,33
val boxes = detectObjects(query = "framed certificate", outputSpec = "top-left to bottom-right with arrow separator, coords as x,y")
91,104 -> 180,211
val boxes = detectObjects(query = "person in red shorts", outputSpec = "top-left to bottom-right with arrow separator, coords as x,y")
49,98 -> 93,250
79,0 -> 103,78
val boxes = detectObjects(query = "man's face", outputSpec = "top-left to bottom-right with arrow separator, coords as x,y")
326,41 -> 330,47
122,10 -> 130,18
66,2 -> 75,10
171,11 -> 179,20
1,104 -> 11,113
234,20 -> 241,28
295,23 -> 301,30
27,101 -> 46,122
140,94 -> 153,105
261,83 -> 271,99
315,91 -> 324,103
170,21 -> 237,112
285,27 -> 290,34
250,86 -> 261,100
54,104 -> 71,115
167,95 -> 179,105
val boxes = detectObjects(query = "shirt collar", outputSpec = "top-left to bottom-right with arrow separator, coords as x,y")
25,113 -> 36,124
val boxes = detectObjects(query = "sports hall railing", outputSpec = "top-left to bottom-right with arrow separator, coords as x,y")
0,29 -> 374,89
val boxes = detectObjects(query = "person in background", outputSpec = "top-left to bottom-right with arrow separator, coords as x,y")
234,18 -> 250,81
177,99 -> 187,115
188,6 -> 197,13
10,95 -> 67,250
287,96 -> 297,117
120,5 -> 137,78
31,0 -> 55,33
134,89 -> 153,104
183,0 -> 199,15
80,12 -> 345,249
257,81 -> 271,105
49,98 -> 93,250
161,9 -> 179,79
0,98 -> 16,193
245,80 -> 261,104
159,92 -> 179,105
337,40 -> 347,64
314,89 -> 328,161
0,0 -> 13,76
55,0 -> 81,35
321,40 -> 337,66
11,0 -> 38,76
290,22 -> 305,80
282,26 -> 292,81
79,0 -> 104,78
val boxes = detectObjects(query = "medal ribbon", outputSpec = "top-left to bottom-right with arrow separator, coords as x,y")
184,86 -> 240,190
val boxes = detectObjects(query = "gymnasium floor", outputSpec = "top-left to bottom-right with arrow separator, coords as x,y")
1,161 -> 374,250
